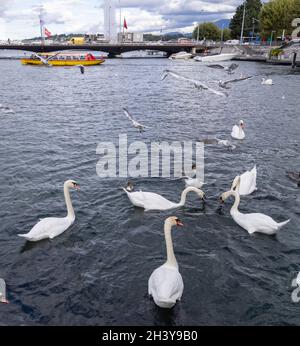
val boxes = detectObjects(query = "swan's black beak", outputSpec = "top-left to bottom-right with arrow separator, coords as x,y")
219,196 -> 224,204
176,219 -> 184,227
73,183 -> 80,190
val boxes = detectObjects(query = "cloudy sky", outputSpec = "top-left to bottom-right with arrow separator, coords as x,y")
0,0 -> 242,40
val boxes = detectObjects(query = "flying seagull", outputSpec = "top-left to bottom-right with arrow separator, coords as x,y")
218,75 -> 253,89
123,108 -> 149,133
32,52 -> 60,66
207,63 -> 239,74
0,278 -> 9,304
162,70 -> 228,97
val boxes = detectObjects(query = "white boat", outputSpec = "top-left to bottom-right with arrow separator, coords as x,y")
169,51 -> 193,60
194,52 -> 238,63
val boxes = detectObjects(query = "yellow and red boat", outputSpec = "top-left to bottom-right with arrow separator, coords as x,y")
21,52 -> 105,66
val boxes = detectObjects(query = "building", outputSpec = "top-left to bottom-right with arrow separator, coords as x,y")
103,0 -> 117,42
118,32 -> 144,43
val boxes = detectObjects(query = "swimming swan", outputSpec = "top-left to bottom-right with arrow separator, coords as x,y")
231,166 -> 257,196
148,216 -> 184,309
261,78 -> 274,85
123,186 -> 205,211
220,178 -> 290,235
231,120 -> 245,140
18,180 -> 80,241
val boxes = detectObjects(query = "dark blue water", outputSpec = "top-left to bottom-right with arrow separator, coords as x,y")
0,55 -> 299,325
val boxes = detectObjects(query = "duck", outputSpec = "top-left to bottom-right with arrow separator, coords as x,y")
0,278 -> 9,304
219,177 -> 290,235
18,180 -> 80,242
261,78 -> 274,85
231,165 -> 257,196
231,120 -> 245,140
123,184 -> 205,211
148,216 -> 184,309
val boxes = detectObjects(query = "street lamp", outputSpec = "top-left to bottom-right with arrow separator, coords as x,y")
220,23 -> 225,43
251,18 -> 260,43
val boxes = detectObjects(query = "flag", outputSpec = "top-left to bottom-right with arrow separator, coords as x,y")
123,17 -> 128,30
44,27 -> 51,38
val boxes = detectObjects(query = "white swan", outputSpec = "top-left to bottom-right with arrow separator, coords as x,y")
261,78 -> 274,85
184,177 -> 205,189
183,164 -> 205,188
18,180 -> 80,242
148,216 -> 184,309
0,278 -> 8,304
231,165 -> 257,196
220,178 -> 290,235
231,120 -> 245,140
123,186 -> 205,211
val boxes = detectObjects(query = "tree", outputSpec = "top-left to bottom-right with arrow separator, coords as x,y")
222,28 -> 232,41
192,22 -> 221,41
230,0 -> 262,39
259,0 -> 300,38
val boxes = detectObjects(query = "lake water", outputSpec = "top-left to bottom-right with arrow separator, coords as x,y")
0,55 -> 299,325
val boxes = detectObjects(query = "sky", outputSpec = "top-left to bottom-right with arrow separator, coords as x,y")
0,0 -> 243,40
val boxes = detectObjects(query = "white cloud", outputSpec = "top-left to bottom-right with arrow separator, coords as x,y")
0,0 -> 240,39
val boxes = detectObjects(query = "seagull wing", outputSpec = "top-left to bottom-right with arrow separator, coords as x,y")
32,53 -> 50,65
223,75 -> 253,86
207,64 -> 225,70
205,85 -> 228,97
46,52 -> 61,62
123,108 -> 135,124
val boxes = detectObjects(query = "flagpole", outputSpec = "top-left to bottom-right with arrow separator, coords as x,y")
119,0 -> 122,43
39,11 -> 45,45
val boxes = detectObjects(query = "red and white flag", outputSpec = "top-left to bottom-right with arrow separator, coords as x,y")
44,27 -> 52,38
123,18 -> 128,30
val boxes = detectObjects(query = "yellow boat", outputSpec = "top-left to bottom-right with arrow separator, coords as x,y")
21,52 -> 105,66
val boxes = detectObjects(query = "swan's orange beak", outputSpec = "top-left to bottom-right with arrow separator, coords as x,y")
176,219 -> 184,227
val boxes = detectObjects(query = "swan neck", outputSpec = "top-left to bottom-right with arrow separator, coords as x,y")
64,184 -> 75,221
164,222 -> 178,268
231,190 -> 240,213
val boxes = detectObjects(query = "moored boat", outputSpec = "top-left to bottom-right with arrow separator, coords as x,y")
21,52 -> 105,66
169,51 -> 193,60
194,52 -> 238,63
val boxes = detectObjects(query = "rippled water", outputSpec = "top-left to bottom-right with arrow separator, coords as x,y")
0,55 -> 299,326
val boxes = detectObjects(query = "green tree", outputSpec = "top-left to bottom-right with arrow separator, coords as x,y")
230,0 -> 262,39
222,28 -> 232,41
193,22 -> 221,41
259,0 -> 300,38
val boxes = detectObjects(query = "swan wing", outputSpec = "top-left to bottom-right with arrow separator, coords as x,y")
0,278 -> 7,302
18,217 -> 73,241
129,191 -> 177,210
233,212 -> 284,235
185,178 -> 204,188
148,265 -> 184,307
239,166 -> 257,195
